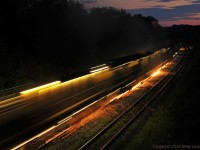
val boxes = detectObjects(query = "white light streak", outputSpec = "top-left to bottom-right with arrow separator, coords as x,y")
91,64 -> 106,69
90,66 -> 109,73
70,101 -> 98,116
57,116 -> 72,125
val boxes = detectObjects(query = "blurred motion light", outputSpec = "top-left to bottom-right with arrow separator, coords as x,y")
91,64 -> 106,69
90,66 -> 109,73
152,70 -> 160,77
20,81 -> 61,95
131,82 -> 142,91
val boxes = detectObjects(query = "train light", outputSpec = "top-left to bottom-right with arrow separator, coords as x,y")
20,81 -> 61,95
90,66 -> 109,73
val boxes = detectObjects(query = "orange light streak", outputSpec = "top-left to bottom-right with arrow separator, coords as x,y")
45,127 -> 72,144
151,67 -> 162,77
151,70 -> 160,77
131,82 -> 142,91
110,90 -> 129,102
180,47 -> 185,51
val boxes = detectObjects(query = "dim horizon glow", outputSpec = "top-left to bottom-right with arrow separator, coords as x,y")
80,0 -> 200,26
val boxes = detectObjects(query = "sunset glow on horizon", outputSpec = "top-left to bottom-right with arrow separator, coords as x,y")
80,0 -> 200,26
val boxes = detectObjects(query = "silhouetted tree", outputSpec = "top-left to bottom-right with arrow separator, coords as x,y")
0,0 -> 170,89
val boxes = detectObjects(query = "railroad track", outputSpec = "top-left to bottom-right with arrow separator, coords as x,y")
78,49 -> 188,150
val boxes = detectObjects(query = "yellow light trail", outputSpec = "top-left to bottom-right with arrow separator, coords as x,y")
11,57 -> 173,150
0,96 -> 21,107
20,81 -> 61,95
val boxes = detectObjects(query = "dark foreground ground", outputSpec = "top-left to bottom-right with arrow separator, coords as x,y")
126,45 -> 200,149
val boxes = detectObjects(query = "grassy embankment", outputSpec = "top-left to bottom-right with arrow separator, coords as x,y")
126,45 -> 200,149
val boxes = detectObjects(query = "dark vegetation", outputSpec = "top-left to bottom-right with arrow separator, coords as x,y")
126,27 -> 200,149
1,0 -> 200,148
0,0 -> 169,90
166,24 -> 200,46
127,47 -> 200,149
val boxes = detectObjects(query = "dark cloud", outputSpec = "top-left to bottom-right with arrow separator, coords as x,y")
127,3 -> 200,22
171,13 -> 200,21
156,0 -> 178,2
78,0 -> 97,4
193,0 -> 200,3
142,0 -> 176,2
152,5 -> 169,8
158,0 -> 200,3
142,0 -> 200,5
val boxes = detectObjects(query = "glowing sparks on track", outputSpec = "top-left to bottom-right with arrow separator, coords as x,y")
151,71 -> 160,77
151,67 -> 162,77
20,81 -> 61,95
131,82 -> 142,91
110,90 -> 129,102
11,58 -> 172,150
110,62 -> 169,103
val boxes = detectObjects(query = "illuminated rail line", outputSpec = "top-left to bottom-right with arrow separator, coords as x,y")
78,49 -> 187,150
101,49 -> 188,150
7,47 -> 174,149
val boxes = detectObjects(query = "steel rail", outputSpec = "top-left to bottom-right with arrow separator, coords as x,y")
101,51 -> 188,150
78,50 -> 187,150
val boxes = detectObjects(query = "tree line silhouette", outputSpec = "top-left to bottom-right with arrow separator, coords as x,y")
0,0 -> 170,89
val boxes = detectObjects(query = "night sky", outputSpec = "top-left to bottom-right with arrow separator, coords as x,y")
79,0 -> 200,26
